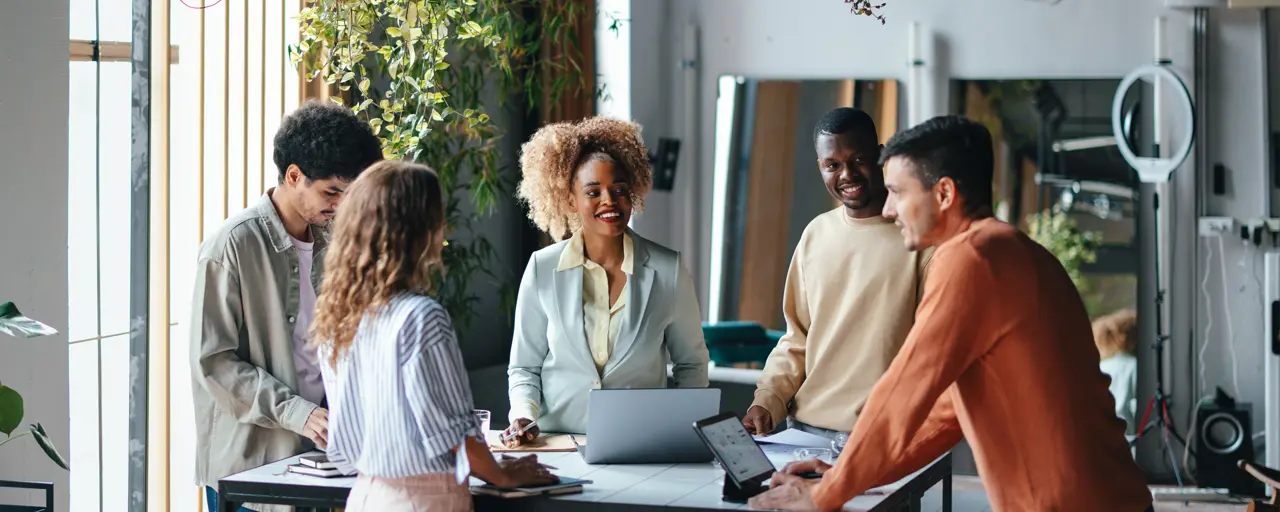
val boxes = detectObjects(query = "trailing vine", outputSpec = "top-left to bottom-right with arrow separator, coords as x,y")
292,0 -> 593,334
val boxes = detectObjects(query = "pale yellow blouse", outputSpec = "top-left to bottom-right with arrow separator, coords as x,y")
556,230 -> 634,374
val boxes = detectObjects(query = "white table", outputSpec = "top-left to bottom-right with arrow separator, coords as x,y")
217,442 -> 951,511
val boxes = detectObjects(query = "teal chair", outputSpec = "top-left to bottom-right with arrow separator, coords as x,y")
702,321 -> 784,368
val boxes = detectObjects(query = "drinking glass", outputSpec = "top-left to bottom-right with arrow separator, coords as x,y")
474,409 -> 491,442
831,432 -> 849,454
793,447 -> 837,464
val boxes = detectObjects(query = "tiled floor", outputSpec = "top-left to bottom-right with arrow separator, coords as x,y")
914,477 -> 1251,512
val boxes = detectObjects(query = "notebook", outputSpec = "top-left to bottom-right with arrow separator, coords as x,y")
470,476 -> 591,498
485,431 -> 582,453
298,454 -> 339,470
286,464 -> 344,478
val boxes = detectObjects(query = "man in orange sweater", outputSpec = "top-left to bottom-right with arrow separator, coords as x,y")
749,115 -> 1152,511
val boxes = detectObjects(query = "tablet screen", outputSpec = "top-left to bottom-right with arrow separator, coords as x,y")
696,415 -> 775,485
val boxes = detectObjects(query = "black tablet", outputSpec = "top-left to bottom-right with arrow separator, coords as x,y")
691,412 -> 776,489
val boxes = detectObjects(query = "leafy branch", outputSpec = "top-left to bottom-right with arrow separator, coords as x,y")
293,0 -> 593,333
0,302 -> 69,470
845,0 -> 888,24
1026,208 -> 1101,294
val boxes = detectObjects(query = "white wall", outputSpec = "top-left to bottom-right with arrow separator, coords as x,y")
632,0 -> 1272,479
0,0 -> 71,509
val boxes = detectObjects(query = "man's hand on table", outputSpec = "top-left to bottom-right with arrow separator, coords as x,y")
748,472 -> 821,511
742,406 -> 774,435
780,458 -> 832,477
303,407 -> 329,449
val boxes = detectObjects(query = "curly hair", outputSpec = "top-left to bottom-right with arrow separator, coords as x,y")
1092,308 -> 1138,360
516,116 -> 653,240
310,160 -> 446,368
273,99 -> 384,182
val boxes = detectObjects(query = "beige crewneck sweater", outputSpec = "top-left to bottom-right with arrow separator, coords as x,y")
751,208 -> 930,432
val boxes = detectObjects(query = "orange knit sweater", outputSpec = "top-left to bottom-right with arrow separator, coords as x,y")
811,218 -> 1151,512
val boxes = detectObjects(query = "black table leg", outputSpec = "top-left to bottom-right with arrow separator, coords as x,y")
217,483 -> 234,512
942,472 -> 952,512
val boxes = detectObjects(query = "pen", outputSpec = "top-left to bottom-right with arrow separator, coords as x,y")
502,419 -> 539,442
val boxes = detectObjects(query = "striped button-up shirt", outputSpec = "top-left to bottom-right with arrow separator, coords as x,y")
319,294 -> 480,479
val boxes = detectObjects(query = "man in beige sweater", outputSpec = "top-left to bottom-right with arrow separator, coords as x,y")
742,108 -> 931,438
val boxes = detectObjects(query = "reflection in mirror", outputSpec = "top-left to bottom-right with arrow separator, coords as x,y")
950,78 -> 1147,439
708,76 -> 902,341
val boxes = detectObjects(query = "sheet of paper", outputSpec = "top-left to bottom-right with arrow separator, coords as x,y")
485,430 -> 582,453
752,428 -> 832,448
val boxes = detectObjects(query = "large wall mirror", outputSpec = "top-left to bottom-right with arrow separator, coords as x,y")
708,76 -> 904,331
951,78 -> 1148,439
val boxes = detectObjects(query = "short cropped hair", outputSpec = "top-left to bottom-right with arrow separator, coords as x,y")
813,107 -> 879,143
273,99 -> 383,183
880,115 -> 994,216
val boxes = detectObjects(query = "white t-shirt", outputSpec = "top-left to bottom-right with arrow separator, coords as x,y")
291,236 -> 326,407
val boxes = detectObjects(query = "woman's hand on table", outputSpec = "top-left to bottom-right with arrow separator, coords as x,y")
497,454 -> 558,488
501,418 -> 540,447
780,458 -> 832,477
748,472 -> 821,511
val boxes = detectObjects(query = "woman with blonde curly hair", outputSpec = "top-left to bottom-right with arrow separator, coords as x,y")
503,117 -> 710,444
1093,308 -> 1138,436
311,161 -> 555,511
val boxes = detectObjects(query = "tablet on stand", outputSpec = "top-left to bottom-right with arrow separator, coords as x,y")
691,412 -> 777,503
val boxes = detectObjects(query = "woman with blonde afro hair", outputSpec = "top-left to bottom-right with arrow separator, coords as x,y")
1092,308 -> 1138,435
503,117 -> 710,443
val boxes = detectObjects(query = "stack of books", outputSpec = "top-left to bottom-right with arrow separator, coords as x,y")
286,455 -> 344,478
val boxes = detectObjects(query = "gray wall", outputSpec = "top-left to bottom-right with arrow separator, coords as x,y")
0,0 -> 71,509
629,0 -> 1273,480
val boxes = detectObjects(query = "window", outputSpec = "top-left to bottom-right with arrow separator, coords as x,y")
68,0 -> 303,509
67,1 -> 149,510
595,0 -> 630,121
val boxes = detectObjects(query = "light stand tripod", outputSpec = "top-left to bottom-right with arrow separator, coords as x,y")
1129,186 -> 1190,487
1110,36 -> 1195,483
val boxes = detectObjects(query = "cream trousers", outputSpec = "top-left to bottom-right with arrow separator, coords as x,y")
344,472 -> 473,512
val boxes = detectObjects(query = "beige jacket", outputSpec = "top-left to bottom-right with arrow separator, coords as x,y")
190,190 -> 327,510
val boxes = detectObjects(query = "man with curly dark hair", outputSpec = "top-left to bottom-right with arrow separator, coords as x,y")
502,117 -> 709,443
190,99 -> 383,512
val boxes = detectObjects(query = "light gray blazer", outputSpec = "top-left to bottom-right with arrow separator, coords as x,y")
507,230 -> 710,434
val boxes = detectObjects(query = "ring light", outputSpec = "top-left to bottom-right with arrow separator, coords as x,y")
1111,64 -> 1196,183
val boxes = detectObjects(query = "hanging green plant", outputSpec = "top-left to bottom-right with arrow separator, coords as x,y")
293,0 -> 593,333
1025,208 -> 1102,294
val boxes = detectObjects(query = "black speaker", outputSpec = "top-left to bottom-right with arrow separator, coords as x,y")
1194,389 -> 1263,497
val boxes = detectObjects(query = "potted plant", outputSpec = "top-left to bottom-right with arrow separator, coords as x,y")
0,302 -> 69,471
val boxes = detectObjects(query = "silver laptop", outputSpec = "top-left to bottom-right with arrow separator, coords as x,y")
578,388 -> 721,464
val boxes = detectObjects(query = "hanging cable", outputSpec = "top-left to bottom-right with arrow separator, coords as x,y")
1217,235 -> 1242,398
1199,237 -> 1214,398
